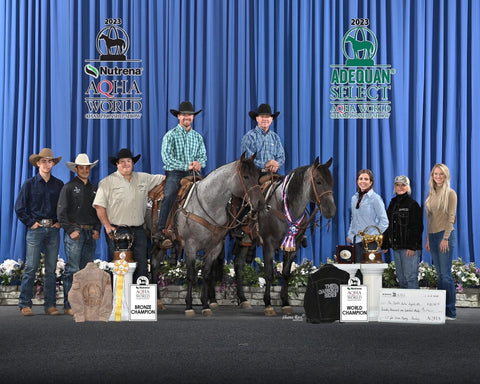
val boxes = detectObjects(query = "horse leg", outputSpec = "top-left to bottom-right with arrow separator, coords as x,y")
208,254 -> 224,310
150,247 -> 167,311
184,251 -> 196,317
233,244 -> 251,308
200,252 -> 219,316
263,246 -> 276,316
280,251 -> 297,315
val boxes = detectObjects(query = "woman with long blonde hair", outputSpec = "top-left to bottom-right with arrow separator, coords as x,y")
425,163 -> 457,320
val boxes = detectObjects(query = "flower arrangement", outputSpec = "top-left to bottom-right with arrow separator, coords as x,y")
4,255 -> 478,295
382,258 -> 480,292
452,258 -> 480,292
140,257 -> 318,297
0,259 -> 24,286
0,256 -> 65,289
418,262 -> 438,288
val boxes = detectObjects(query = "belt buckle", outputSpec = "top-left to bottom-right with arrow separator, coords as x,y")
41,219 -> 53,227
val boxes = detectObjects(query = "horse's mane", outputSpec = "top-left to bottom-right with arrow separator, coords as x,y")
286,165 -> 309,198
286,162 -> 334,198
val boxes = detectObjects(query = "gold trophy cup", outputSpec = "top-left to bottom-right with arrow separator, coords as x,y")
357,226 -> 384,264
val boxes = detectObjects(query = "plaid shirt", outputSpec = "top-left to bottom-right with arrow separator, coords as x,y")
241,126 -> 285,170
161,124 -> 207,171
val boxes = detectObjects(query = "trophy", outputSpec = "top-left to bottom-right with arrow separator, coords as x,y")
112,226 -> 135,263
336,245 -> 355,264
357,226 -> 384,264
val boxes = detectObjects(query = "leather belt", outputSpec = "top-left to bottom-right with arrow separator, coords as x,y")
75,224 -> 94,230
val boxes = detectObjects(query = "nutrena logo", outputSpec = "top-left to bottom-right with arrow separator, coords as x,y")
84,64 -> 99,78
83,18 -> 143,120
330,19 -> 395,120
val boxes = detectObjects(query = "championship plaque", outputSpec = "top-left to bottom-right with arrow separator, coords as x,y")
357,225 -> 384,264
112,226 -> 135,263
336,245 -> 355,264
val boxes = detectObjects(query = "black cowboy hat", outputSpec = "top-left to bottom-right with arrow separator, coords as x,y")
248,103 -> 280,121
170,101 -> 202,117
109,148 -> 141,166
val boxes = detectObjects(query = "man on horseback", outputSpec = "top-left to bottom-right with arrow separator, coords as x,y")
154,101 -> 207,248
93,148 -> 165,283
234,103 -> 286,249
241,103 -> 285,176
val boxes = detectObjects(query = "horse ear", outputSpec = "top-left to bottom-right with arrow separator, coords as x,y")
240,152 -> 246,161
325,157 -> 333,168
313,157 -> 320,168
250,152 -> 257,161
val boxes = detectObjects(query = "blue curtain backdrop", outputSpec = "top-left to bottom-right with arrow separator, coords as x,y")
1,0 -> 479,266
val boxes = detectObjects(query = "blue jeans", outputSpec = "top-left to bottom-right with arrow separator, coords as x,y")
62,229 -> 97,309
106,226 -> 148,283
158,170 -> 190,230
19,227 -> 60,309
429,231 -> 456,318
393,249 -> 420,289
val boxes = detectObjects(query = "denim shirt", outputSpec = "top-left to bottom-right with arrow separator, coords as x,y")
241,126 -> 285,170
347,189 -> 389,243
15,173 -> 64,227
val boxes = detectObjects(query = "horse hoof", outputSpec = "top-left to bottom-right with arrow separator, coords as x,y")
202,308 -> 213,317
264,306 -> 277,316
157,299 -> 167,311
282,306 -> 293,315
240,301 -> 252,309
209,302 -> 219,310
185,309 -> 195,317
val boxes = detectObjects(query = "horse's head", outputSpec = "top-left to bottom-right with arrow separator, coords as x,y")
310,157 -> 336,219
236,152 -> 265,212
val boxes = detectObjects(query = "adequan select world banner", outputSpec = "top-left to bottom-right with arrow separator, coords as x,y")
330,19 -> 395,119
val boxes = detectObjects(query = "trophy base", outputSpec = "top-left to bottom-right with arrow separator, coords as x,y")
362,251 -> 383,264
113,250 -> 134,263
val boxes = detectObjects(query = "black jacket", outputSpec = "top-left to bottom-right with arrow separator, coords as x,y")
57,177 -> 101,235
382,193 -> 423,250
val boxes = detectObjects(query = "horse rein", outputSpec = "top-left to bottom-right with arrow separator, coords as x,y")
178,159 -> 261,236
304,166 -> 333,230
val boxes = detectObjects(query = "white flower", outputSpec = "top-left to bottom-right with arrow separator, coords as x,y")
276,262 -> 283,274
1,259 -> 22,273
258,277 -> 266,288
94,259 -> 111,272
290,262 -> 298,272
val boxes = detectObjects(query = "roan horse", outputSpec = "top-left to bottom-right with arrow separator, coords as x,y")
233,157 -> 336,316
150,153 -> 264,316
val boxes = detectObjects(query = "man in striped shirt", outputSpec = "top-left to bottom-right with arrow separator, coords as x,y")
156,101 -> 207,248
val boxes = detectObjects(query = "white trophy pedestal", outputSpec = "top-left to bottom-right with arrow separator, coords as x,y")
334,263 -> 388,322
360,263 -> 388,321
334,263 -> 360,280
108,262 -> 137,321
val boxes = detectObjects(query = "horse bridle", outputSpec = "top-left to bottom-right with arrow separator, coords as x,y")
310,166 -> 334,211
298,166 -> 334,232
179,159 -> 261,238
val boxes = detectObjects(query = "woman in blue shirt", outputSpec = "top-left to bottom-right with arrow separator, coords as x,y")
347,169 -> 389,262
